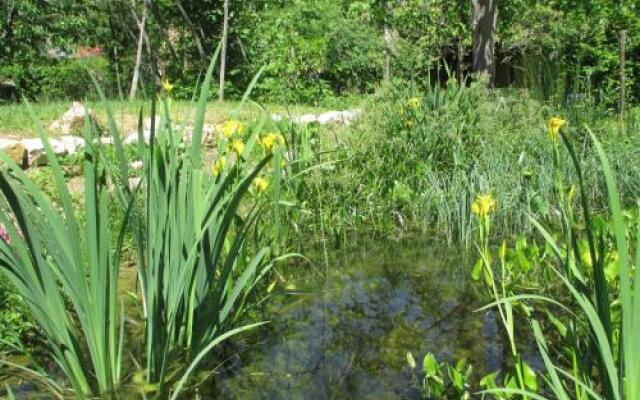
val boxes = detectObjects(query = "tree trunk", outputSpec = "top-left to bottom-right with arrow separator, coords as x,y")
619,30 -> 627,117
382,1 -> 392,83
383,26 -> 391,82
129,4 -> 147,100
218,0 -> 229,102
2,4 -> 17,42
471,0 -> 497,86
176,1 -> 205,61
114,47 -> 124,100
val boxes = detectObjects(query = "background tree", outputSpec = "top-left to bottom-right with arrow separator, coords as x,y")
219,0 -> 229,101
471,0 -> 498,86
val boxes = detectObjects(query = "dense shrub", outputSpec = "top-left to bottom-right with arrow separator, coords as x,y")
0,57 -> 110,101
237,0 -> 383,104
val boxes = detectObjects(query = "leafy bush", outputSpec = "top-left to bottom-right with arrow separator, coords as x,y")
0,57 -> 110,101
237,0 -> 383,104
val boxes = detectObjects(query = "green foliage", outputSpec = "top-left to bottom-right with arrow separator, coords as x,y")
310,78 -> 640,243
0,276 -> 32,354
0,57 -> 110,101
3,0 -> 640,103
235,0 -> 383,104
475,128 -> 640,399
0,106 -> 124,396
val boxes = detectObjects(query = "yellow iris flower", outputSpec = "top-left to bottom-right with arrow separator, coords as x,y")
260,134 -> 277,151
547,117 -> 566,142
407,97 -> 421,109
230,139 -> 245,155
472,193 -> 497,218
253,177 -> 269,193
212,157 -> 226,177
260,132 -> 286,152
222,120 -> 245,138
162,79 -> 174,96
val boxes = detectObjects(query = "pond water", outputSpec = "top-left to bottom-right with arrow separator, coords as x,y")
212,237 -> 508,399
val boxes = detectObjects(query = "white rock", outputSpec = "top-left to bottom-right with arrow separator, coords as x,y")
341,109 -> 362,125
271,109 -> 362,126
21,138 -> 67,166
124,130 -> 153,145
129,160 -> 143,170
144,117 -> 161,130
128,176 -> 142,190
59,135 -> 85,154
317,111 -> 344,125
49,102 -> 99,135
123,133 -> 138,145
0,139 -> 17,149
294,114 -> 318,124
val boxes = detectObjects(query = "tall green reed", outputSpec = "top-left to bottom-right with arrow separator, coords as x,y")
102,52 -> 276,397
0,108 -> 125,396
482,127 -> 640,399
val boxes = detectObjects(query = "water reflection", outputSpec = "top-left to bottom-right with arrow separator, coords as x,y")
215,237 -> 492,399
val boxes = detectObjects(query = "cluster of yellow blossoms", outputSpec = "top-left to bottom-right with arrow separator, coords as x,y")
210,120 -> 246,178
211,120 -> 280,195
253,177 -> 269,193
212,157 -> 226,177
222,120 -> 245,138
472,193 -> 497,218
260,132 -> 285,152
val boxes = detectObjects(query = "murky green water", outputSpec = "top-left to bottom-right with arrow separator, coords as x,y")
212,237 -> 504,399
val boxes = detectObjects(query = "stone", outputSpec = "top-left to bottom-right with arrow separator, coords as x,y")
271,109 -> 362,126
144,117 -> 161,130
128,177 -> 142,190
317,111 -> 344,125
21,138 -> 67,166
59,135 -> 85,154
124,130 -> 152,145
49,102 -> 102,135
0,139 -> 26,167
341,109 -> 362,125
294,114 -> 318,124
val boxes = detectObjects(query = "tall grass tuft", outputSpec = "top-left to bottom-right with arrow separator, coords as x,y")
103,52 -> 276,397
482,127 -> 640,399
0,107 -> 125,396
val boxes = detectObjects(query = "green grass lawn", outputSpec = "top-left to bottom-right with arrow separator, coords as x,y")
0,99 -> 331,138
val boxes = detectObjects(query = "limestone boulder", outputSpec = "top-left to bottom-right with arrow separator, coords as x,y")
21,138 -> 67,166
49,102 -> 102,135
59,135 -> 85,154
0,139 -> 26,167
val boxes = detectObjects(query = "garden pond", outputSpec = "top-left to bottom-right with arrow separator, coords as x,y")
209,236 -> 535,399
